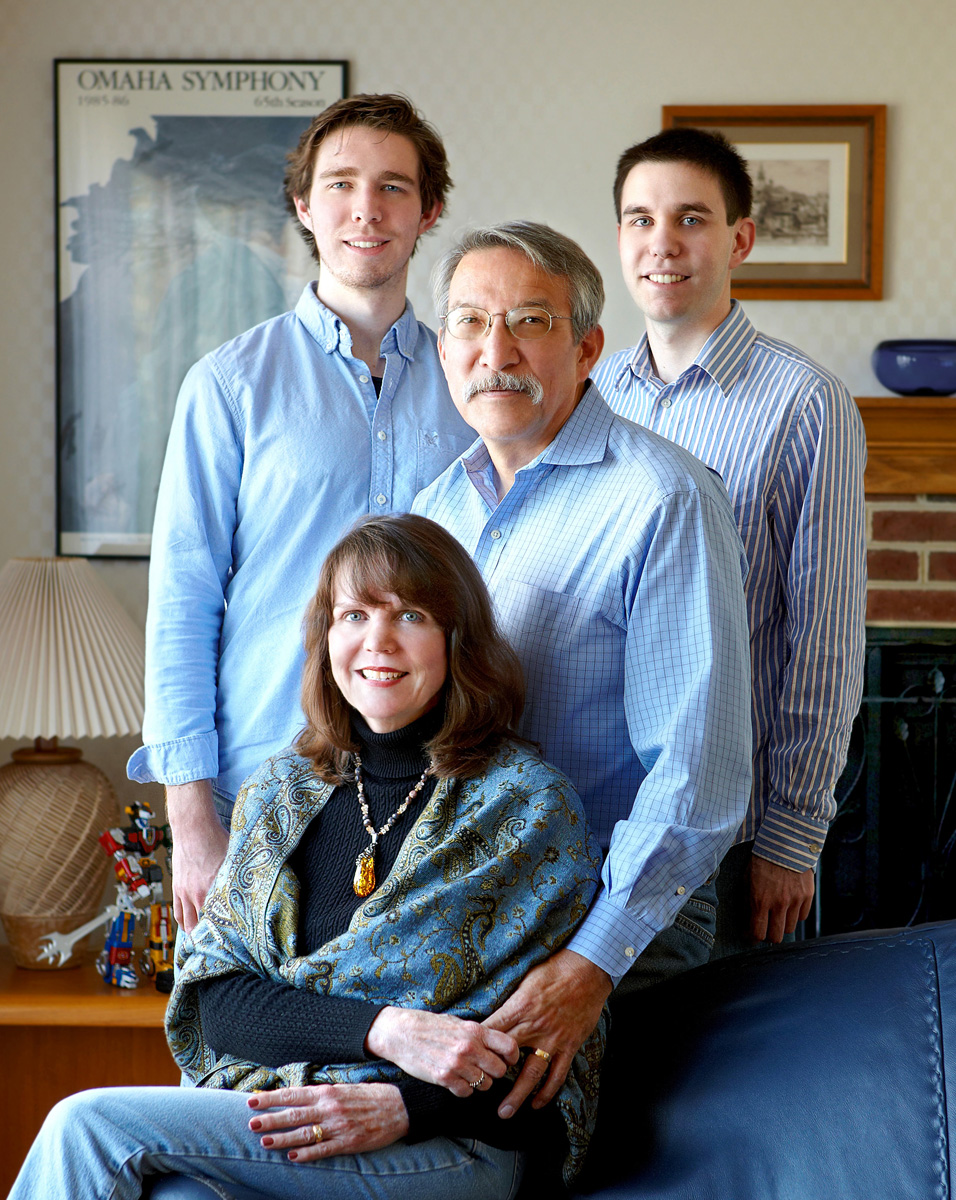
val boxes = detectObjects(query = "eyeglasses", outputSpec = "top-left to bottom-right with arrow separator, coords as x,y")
441,305 -> 573,341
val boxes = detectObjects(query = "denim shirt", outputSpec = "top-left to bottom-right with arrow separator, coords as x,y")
128,285 -> 474,803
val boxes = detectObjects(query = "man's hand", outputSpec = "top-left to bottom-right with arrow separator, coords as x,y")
750,854 -> 814,944
364,1007 -> 519,1097
247,1083 -> 408,1160
481,948 -> 611,1117
165,780 -> 229,932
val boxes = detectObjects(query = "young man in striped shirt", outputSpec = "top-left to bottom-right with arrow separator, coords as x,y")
592,127 -> 867,957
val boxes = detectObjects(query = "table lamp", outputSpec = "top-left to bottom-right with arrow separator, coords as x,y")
0,557 -> 145,967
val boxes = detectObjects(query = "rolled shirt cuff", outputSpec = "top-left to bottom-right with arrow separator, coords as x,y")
127,731 -> 219,786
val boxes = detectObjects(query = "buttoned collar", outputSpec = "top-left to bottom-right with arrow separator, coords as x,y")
617,300 -> 758,398
294,282 -> 421,362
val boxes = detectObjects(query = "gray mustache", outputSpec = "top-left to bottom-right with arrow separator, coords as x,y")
462,371 -> 544,405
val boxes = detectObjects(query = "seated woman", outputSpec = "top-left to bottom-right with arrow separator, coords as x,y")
11,514 -> 603,1200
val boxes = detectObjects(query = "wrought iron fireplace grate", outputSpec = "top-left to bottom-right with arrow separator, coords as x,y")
818,627 -> 956,936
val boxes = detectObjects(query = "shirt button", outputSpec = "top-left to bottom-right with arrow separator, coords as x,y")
490,529 -> 502,539
359,374 -> 370,383
376,494 -> 387,506
676,885 -> 686,895
624,946 -> 635,958
809,842 -> 821,854
377,430 -> 387,441
660,397 -> 672,409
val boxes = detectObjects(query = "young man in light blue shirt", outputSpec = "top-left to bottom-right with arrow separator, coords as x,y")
414,220 -> 752,1116
128,95 -> 473,931
593,127 -> 866,956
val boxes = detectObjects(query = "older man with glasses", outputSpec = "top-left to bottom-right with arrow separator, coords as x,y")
414,220 -> 753,1122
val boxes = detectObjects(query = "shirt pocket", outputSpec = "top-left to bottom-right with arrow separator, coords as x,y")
492,578 -> 587,716
416,429 -> 474,492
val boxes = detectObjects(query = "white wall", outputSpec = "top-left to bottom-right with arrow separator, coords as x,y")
1,0 -> 954,797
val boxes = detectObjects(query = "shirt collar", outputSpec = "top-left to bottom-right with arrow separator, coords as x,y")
460,381 -> 614,482
295,282 -> 421,362
623,300 -> 758,397
537,381 -> 616,468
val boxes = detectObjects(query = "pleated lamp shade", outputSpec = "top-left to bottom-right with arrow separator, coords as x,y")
0,556 -> 144,738
0,557 -> 146,966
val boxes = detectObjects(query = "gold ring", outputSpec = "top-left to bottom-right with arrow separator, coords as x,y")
533,1048 -> 552,1063
311,1123 -> 324,1144
470,1071 -> 485,1089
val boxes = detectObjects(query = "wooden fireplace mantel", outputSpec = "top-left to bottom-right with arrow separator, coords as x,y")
856,397 -> 956,494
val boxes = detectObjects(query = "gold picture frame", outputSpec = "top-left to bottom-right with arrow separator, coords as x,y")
662,104 -> 886,300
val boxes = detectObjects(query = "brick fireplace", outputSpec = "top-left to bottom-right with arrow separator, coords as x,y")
867,497 -> 956,624
859,395 -> 956,628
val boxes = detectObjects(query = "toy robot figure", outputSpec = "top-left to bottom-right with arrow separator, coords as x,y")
38,801 -> 175,987
94,801 -> 174,991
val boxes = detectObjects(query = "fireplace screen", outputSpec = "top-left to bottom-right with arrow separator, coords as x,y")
818,628 -> 956,935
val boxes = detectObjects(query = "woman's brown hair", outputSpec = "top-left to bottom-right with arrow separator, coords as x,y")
296,514 -> 525,782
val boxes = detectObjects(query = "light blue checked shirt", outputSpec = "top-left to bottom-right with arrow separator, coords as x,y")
414,384 -> 752,982
593,301 -> 867,874
128,285 -> 473,804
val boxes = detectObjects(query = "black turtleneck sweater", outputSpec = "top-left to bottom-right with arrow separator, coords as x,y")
195,711 -> 564,1155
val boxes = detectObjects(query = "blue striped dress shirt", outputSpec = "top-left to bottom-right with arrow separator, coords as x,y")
592,301 -> 867,874
414,384 -> 752,981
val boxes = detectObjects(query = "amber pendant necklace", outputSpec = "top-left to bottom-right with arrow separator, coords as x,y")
352,753 -> 430,897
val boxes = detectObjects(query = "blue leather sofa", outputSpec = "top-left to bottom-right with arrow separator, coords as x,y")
575,919 -> 955,1198
149,920 -> 956,1199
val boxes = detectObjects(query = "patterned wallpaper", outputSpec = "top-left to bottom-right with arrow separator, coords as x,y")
0,0 -> 954,789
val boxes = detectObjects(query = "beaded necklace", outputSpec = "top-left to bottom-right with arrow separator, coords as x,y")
352,752 -> 430,897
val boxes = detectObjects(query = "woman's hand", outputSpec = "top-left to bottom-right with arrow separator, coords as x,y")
247,1083 -> 409,1161
365,1006 -> 519,1096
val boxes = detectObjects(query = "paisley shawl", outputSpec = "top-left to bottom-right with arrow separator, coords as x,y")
167,740 -> 605,1180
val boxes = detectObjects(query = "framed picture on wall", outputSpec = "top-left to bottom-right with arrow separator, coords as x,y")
55,58 -> 348,557
662,104 -> 886,302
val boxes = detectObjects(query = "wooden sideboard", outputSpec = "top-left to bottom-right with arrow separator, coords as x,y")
0,948 -> 179,1195
856,396 -> 956,494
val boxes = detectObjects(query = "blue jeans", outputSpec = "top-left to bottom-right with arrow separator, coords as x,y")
9,1086 -> 523,1200
212,791 -> 233,830
612,876 -> 718,998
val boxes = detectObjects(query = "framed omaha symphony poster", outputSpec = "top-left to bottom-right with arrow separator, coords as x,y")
55,59 -> 348,557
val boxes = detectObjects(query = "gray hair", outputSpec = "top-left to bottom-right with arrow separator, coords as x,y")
432,220 -> 604,344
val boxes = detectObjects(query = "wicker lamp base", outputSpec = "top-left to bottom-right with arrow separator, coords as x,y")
0,744 -> 120,968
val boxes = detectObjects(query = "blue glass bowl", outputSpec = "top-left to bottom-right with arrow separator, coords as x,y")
872,340 -> 956,396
